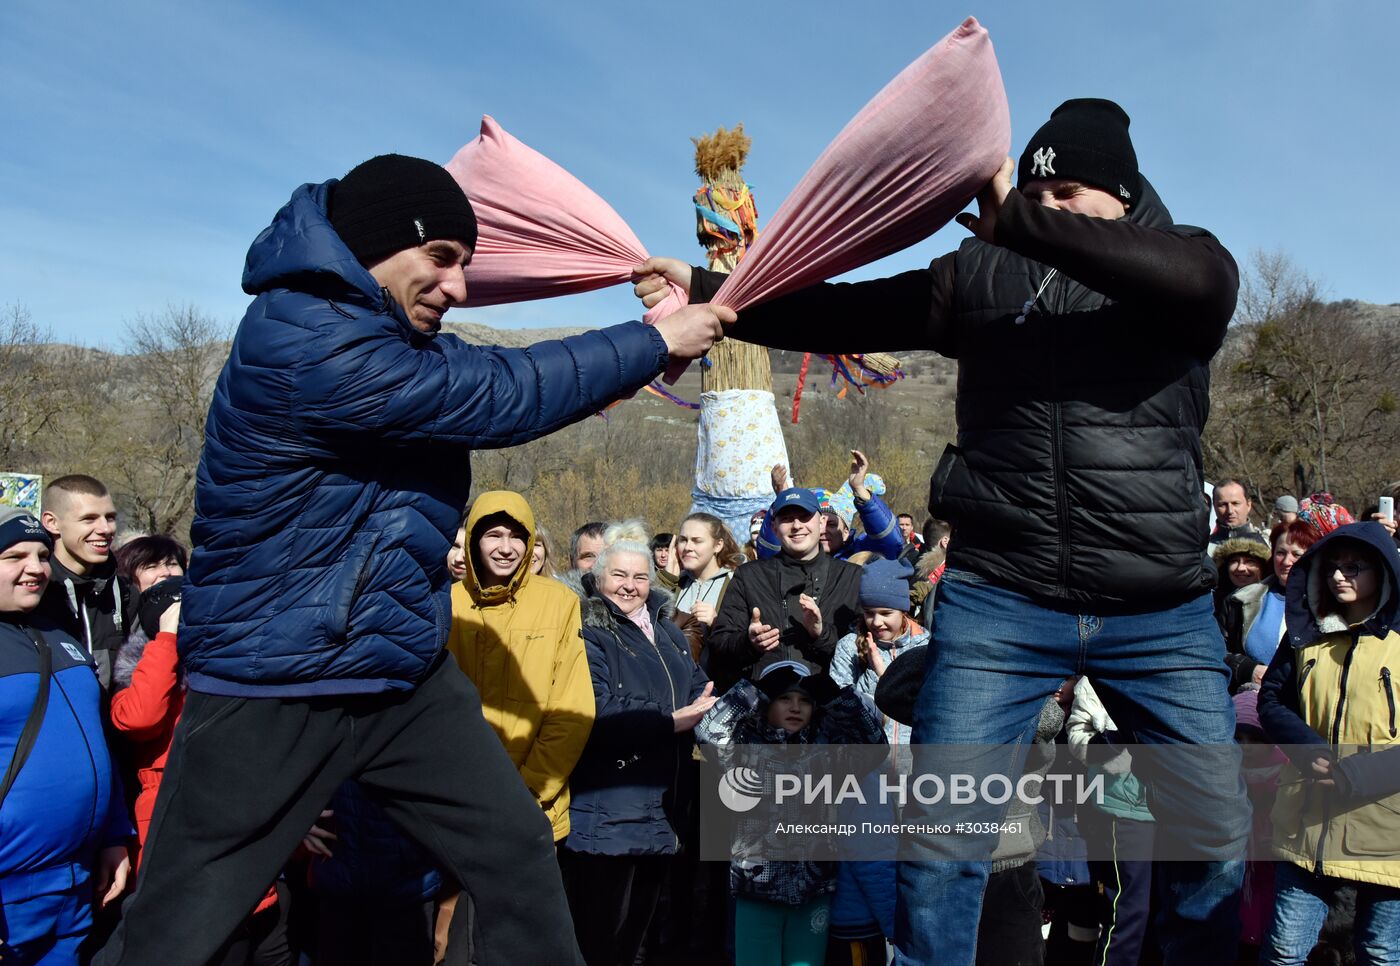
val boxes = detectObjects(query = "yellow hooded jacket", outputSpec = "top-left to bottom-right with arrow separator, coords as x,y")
447,491 -> 594,841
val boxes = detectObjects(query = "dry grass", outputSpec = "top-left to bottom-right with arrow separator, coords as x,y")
692,125 -> 751,182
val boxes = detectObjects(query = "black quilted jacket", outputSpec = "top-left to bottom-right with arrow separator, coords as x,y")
696,176 -> 1238,611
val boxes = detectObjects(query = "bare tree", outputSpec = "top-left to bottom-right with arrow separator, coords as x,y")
1205,251 -> 1400,506
114,305 -> 231,535
0,303 -> 67,469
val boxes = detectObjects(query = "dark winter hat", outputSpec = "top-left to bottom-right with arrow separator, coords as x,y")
328,154 -> 478,267
1017,98 -> 1140,205
859,556 -> 915,611
0,507 -> 52,555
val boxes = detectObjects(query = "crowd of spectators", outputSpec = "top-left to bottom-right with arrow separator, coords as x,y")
4,468 -> 1397,964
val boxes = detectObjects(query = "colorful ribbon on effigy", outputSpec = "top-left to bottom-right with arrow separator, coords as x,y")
790,353 -> 905,423
694,182 -> 760,261
642,383 -> 702,410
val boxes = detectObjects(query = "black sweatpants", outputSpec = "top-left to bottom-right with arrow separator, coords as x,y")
315,895 -> 434,966
559,850 -> 668,966
94,656 -> 581,966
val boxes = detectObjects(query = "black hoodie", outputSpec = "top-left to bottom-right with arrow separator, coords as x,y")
36,555 -> 137,693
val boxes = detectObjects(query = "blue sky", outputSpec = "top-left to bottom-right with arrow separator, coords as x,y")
3,0 -> 1396,345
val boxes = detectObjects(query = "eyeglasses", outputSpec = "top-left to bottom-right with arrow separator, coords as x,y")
1325,561 -> 1374,579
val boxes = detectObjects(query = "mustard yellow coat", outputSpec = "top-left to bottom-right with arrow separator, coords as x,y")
447,491 -> 594,841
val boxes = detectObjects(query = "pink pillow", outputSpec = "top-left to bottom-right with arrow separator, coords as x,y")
444,117 -> 685,322
708,17 -> 1010,313
445,16 -> 1008,382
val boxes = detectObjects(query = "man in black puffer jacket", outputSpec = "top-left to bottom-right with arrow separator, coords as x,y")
635,99 -> 1250,966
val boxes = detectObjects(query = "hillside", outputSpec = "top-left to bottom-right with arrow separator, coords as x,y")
7,297 -> 1395,540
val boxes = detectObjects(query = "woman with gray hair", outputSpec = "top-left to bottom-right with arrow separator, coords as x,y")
559,521 -> 715,966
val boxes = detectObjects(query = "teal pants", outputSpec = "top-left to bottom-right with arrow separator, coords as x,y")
735,895 -> 831,966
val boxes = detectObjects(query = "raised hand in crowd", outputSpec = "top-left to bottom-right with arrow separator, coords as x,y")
771,463 -> 790,495
848,450 -> 872,501
664,533 -> 682,579
1371,510 -> 1398,539
672,682 -> 716,733
797,593 -> 823,639
158,599 -> 181,635
748,607 -> 780,652
855,622 -> 888,677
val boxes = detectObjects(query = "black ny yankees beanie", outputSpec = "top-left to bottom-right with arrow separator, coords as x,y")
1017,98 -> 1140,206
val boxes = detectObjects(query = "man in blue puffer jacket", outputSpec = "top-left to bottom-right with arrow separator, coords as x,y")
97,155 -> 732,966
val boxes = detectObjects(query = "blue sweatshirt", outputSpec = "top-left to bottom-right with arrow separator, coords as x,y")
1,612 -> 132,891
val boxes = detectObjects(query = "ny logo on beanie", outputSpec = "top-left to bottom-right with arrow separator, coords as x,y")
1031,146 -> 1056,178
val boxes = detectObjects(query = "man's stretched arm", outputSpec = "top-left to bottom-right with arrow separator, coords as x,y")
286,305 -> 730,449
690,264 -> 957,358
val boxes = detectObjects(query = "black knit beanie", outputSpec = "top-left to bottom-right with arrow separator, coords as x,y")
328,154 -> 478,267
1017,98 -> 1140,205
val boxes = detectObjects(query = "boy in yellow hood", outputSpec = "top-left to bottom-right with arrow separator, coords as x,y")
446,491 -> 594,841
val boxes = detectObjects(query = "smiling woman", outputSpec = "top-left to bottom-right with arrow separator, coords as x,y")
560,520 -> 714,966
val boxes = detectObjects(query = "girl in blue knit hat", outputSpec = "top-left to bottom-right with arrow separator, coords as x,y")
828,557 -> 929,744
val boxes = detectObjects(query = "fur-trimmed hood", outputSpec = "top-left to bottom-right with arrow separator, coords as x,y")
913,548 -> 946,583
559,569 -> 676,633
112,627 -> 151,691
1215,536 -> 1271,575
1284,521 -> 1399,645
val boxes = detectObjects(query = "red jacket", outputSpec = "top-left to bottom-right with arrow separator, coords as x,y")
109,632 -> 183,856
110,631 -> 276,913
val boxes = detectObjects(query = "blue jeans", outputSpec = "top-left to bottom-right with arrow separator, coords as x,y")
1261,861 -> 1400,965
894,569 -> 1249,966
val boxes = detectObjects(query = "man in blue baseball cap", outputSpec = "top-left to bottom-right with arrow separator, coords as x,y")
705,488 -> 861,692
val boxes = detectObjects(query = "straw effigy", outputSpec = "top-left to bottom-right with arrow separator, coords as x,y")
692,126 -> 772,394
